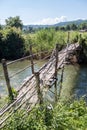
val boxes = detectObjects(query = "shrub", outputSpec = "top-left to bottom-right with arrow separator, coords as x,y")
0,28 -> 25,60
1,99 -> 87,130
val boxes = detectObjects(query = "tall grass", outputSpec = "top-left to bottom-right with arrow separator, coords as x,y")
24,30 -> 81,54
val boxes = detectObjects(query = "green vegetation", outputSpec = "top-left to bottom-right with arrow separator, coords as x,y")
0,27 -> 81,60
5,16 -> 23,30
1,99 -> 87,130
0,28 -> 25,60
55,22 -> 87,31
0,16 -> 87,61
1,16 -> 87,130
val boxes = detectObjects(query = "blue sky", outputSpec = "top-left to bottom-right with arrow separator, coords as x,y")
0,0 -> 87,25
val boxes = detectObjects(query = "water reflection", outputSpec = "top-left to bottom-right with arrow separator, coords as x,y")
74,65 -> 87,99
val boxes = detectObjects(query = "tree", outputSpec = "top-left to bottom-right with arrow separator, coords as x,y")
5,16 -> 23,30
71,24 -> 77,30
66,25 -> 71,31
55,26 -> 59,31
0,32 -> 4,59
80,23 -> 87,30
59,26 -> 66,31
0,28 -> 25,60
0,24 -> 2,30
5,28 -> 25,59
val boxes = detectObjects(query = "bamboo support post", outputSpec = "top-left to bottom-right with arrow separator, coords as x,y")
54,44 -> 58,102
30,44 -> 34,74
2,59 -> 13,100
58,66 -> 64,99
79,33 -> 82,43
35,72 -> 43,104
67,31 -> 70,43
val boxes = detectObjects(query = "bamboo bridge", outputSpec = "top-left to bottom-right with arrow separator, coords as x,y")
0,42 -> 80,128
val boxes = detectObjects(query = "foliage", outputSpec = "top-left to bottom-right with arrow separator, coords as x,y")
70,31 -> 79,43
35,28 -> 55,51
23,29 -> 85,60
71,23 -> 78,30
1,99 -> 87,130
0,25 -> 86,60
5,16 -> 23,30
0,32 -> 4,59
24,29 -> 68,54
0,28 -> 25,60
79,22 -> 87,30
52,99 -> 87,130
0,24 -> 3,30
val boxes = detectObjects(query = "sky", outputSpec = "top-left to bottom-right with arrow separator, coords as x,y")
0,0 -> 87,25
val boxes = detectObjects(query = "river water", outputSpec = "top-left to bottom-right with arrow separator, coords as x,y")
0,60 -> 87,101
0,60 -> 46,96
45,64 -> 87,102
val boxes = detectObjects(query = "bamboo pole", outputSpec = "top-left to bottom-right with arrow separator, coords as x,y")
58,65 -> 64,99
2,59 -> 13,100
29,44 -> 34,74
67,31 -> 70,43
35,71 -> 43,104
54,44 -> 58,102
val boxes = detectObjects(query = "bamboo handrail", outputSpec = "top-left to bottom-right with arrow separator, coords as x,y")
7,50 -> 51,66
0,84 -> 37,116
0,90 -> 37,127
9,62 -> 37,79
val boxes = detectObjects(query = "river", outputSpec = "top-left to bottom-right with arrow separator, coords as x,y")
45,64 -> 87,102
0,60 -> 87,101
0,60 -> 46,96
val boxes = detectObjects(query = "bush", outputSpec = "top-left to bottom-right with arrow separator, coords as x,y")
0,28 -> 25,60
1,99 -> 87,130
0,32 -> 4,60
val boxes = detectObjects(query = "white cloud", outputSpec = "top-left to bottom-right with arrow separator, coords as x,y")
33,16 -> 67,25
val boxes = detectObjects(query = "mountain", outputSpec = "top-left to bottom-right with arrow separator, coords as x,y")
23,19 -> 87,29
54,19 -> 87,27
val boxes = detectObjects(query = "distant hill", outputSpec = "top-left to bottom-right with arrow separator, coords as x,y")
54,19 -> 87,27
23,19 -> 87,29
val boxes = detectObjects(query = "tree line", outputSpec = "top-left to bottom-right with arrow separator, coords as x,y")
55,22 -> 87,31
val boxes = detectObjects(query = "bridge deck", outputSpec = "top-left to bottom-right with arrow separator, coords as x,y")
0,43 -> 80,127
17,43 -> 79,105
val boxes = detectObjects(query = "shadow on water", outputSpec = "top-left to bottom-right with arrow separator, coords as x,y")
74,64 -> 87,101
60,64 -> 80,100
